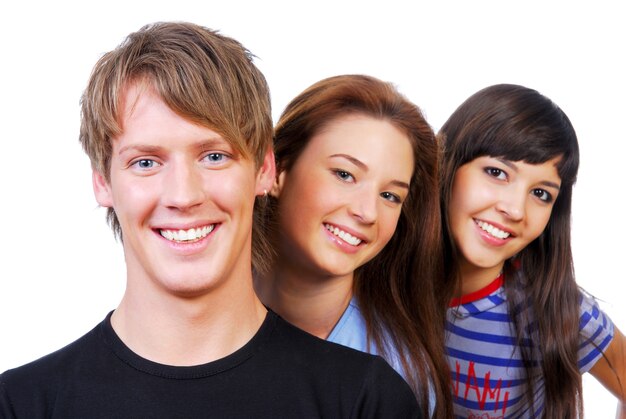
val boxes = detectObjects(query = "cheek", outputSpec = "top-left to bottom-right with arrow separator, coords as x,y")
110,177 -> 156,219
449,174 -> 472,217
527,209 -> 553,241
448,187 -> 470,226
279,172 -> 330,219
447,187 -> 480,245
377,208 -> 402,247
209,171 -> 257,212
450,176 -> 497,220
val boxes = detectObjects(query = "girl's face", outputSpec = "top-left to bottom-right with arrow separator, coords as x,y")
449,155 -> 562,284
273,113 -> 414,281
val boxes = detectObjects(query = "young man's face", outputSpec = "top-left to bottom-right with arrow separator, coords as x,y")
93,83 -> 274,297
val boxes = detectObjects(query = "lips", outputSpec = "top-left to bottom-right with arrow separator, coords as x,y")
323,223 -> 363,246
475,219 -> 511,240
159,225 -> 215,242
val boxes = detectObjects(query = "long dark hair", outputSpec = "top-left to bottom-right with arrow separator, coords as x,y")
438,84 -> 582,417
270,74 -> 452,418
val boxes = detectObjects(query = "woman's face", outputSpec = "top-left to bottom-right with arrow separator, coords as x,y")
448,155 -> 562,283
273,113 -> 414,281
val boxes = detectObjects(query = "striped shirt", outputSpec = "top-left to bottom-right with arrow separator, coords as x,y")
446,275 -> 614,418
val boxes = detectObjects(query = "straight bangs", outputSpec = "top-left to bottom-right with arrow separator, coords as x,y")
443,84 -> 580,187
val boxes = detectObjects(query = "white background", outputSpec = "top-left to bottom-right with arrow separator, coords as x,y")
0,1 -> 623,416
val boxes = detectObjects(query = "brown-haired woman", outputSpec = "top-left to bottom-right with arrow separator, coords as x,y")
255,74 -> 453,418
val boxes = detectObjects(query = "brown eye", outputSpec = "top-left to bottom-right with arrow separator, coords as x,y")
532,188 -> 552,203
485,167 -> 507,180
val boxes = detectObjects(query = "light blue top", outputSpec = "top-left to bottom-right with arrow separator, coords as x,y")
328,297 -> 436,416
327,297 -> 403,373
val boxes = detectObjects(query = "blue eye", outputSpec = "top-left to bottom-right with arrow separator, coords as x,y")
333,169 -> 355,182
532,188 -> 553,203
133,159 -> 158,169
202,152 -> 231,166
206,153 -> 225,162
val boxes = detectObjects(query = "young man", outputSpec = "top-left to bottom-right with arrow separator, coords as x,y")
0,22 -> 419,417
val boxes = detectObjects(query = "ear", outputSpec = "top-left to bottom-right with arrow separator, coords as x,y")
92,169 -> 114,208
255,148 -> 277,196
270,170 -> 286,198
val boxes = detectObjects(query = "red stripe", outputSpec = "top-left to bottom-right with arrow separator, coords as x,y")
449,273 -> 504,307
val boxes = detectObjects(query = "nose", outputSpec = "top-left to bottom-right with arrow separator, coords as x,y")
161,162 -> 206,210
495,187 -> 525,221
349,187 -> 378,225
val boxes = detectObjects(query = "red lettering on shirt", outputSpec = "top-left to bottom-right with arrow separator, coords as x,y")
452,361 -> 511,415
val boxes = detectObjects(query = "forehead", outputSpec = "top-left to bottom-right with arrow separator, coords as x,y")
304,114 -> 413,161
119,82 -> 164,126
113,83 -> 234,152
117,83 -> 235,144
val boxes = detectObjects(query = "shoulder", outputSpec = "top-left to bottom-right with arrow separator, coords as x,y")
269,313 -> 378,367
578,291 -> 614,337
266,314 -> 420,417
0,319 -> 103,410
577,290 -> 615,372
3,322 -> 100,377
327,298 -> 370,352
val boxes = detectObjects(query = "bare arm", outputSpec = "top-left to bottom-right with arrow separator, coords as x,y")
589,326 -> 625,417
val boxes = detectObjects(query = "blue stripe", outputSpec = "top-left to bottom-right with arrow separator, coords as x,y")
446,322 -> 534,347
579,302 -> 601,330
580,323 -> 604,348
487,294 -> 506,305
578,334 -> 613,368
452,392 -> 524,411
446,322 -> 518,345
450,372 -> 525,388
462,302 -> 482,314
580,310 -> 592,330
446,347 -> 533,367
473,311 -> 510,322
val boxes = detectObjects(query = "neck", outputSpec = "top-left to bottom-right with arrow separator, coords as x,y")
458,261 -> 504,296
111,272 -> 267,366
255,261 -> 353,339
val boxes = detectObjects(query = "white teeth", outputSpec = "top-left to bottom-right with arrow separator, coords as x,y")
476,220 -> 510,239
160,225 -> 215,242
324,224 -> 362,246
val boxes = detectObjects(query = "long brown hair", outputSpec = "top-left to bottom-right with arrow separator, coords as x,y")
270,74 -> 452,418
438,84 -> 582,417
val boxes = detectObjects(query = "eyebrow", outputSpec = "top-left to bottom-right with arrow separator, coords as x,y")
496,158 -> 561,190
118,144 -> 163,156
329,153 -> 410,189
118,137 -> 230,156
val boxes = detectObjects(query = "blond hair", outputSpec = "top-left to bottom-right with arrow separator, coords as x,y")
79,21 -> 273,271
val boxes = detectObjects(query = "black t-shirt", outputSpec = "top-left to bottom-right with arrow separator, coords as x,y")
0,311 -> 420,418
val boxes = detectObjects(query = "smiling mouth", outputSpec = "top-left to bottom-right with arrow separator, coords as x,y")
159,225 -> 215,243
475,220 -> 511,239
324,223 -> 363,246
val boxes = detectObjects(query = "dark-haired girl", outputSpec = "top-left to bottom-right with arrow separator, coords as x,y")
439,84 -> 625,418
